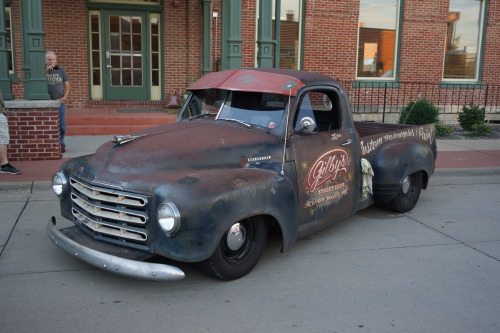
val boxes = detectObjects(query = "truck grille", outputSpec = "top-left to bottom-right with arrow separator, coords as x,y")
70,177 -> 149,245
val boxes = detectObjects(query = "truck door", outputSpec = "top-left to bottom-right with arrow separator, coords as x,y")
290,89 -> 356,229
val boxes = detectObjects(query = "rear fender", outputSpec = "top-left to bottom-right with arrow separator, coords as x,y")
153,168 -> 299,262
371,139 -> 435,203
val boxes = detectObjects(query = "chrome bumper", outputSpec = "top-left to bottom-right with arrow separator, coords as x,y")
47,217 -> 185,281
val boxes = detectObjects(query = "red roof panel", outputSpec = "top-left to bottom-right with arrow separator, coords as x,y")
187,69 -> 305,96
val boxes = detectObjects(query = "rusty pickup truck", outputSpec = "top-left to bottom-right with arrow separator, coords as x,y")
48,69 -> 436,281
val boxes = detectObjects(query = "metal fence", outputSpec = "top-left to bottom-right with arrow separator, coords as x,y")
339,81 -> 500,124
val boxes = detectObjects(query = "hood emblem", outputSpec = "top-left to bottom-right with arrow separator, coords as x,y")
112,134 -> 148,145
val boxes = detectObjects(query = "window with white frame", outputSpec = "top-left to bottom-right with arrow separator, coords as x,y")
357,0 -> 400,79
443,0 -> 486,81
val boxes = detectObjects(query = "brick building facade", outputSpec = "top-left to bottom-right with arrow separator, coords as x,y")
1,0 -> 498,109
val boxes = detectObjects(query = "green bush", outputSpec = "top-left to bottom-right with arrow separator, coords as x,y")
399,98 -> 439,125
470,123 -> 494,136
435,122 -> 454,137
457,103 -> 485,131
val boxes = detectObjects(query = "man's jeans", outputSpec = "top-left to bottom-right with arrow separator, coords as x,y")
59,103 -> 66,147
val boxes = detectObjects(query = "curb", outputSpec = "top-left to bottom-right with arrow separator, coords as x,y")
433,167 -> 500,176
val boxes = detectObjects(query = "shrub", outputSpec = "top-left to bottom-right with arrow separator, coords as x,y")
435,122 -> 454,137
457,103 -> 485,131
399,98 -> 439,125
470,123 -> 494,136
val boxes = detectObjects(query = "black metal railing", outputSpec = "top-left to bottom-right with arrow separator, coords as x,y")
339,81 -> 500,123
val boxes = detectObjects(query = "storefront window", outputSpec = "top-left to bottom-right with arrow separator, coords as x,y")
443,0 -> 485,81
357,0 -> 400,79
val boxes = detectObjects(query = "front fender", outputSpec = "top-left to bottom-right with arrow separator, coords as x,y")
152,168 -> 299,262
371,139 -> 435,203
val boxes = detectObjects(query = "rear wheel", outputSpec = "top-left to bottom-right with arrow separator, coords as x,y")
384,171 -> 423,213
197,216 -> 268,281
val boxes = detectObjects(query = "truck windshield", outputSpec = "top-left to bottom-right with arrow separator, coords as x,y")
217,91 -> 287,129
182,89 -> 288,130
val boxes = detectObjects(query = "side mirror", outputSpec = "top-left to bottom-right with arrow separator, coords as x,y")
299,117 -> 316,134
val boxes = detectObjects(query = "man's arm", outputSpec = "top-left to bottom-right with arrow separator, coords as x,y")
60,81 -> 70,103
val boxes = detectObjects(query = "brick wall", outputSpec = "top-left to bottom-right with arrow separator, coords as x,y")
399,0 -> 449,82
164,0 -> 204,94
302,0 -> 359,80
9,1 -> 89,107
5,103 -> 61,161
483,0 -> 500,85
42,1 -> 89,108
7,0 -> 499,107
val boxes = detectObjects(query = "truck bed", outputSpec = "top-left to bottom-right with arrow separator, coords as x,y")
354,121 -> 413,138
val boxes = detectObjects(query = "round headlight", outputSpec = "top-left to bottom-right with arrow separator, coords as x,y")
52,172 -> 68,197
157,202 -> 181,237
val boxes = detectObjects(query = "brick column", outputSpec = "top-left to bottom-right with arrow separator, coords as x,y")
4,100 -> 61,161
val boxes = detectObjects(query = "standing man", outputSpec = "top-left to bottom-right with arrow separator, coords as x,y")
45,51 -> 70,153
0,90 -> 21,175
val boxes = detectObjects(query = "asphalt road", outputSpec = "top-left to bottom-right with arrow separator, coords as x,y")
1,169 -> 499,333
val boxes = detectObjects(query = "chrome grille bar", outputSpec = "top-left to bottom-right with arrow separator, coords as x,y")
70,178 -> 146,207
70,177 -> 150,245
71,193 -> 146,224
72,209 -> 147,242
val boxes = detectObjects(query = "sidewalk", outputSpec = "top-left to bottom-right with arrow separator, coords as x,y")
1,136 -> 499,186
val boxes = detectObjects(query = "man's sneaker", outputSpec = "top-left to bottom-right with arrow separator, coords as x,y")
0,163 -> 22,175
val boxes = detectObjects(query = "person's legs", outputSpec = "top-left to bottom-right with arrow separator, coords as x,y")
59,103 -> 66,150
0,113 -> 9,165
0,114 -> 21,174
0,144 -> 7,165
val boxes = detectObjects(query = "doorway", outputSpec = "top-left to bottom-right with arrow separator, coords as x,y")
102,11 -> 149,100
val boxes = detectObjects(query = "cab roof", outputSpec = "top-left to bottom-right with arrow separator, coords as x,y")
187,68 -> 340,96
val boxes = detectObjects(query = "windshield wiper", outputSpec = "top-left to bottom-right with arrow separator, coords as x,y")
188,112 -> 217,120
217,117 -> 251,128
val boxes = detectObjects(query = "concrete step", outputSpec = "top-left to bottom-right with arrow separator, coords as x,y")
65,108 -> 177,135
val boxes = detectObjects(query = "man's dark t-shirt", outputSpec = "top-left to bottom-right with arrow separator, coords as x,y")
46,67 -> 69,100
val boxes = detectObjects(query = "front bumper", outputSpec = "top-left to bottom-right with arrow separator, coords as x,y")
47,217 -> 185,281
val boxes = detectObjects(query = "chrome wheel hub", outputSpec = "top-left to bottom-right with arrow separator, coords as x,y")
226,223 -> 246,251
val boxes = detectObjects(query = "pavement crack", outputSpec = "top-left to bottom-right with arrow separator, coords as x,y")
0,268 -> 93,278
404,214 -> 500,263
0,198 -> 30,257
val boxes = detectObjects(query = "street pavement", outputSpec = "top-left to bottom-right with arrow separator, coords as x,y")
0,136 -> 499,332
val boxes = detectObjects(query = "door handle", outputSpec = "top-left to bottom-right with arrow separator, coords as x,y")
106,65 -> 112,68
341,139 -> 352,146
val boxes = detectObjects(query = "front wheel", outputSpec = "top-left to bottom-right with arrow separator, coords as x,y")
384,171 -> 423,213
197,216 -> 268,281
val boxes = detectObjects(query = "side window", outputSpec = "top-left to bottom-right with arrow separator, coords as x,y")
294,90 -> 341,132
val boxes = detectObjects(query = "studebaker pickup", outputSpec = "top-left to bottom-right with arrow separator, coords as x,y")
48,68 -> 436,281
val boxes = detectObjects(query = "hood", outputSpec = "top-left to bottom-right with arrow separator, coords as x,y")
70,120 -> 284,194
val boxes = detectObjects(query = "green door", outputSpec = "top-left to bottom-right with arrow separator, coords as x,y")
103,11 -> 149,100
